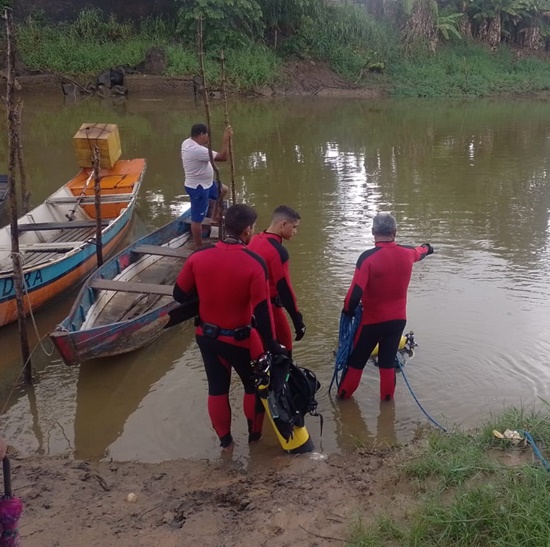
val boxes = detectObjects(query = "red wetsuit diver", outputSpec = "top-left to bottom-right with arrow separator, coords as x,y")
338,212 -> 434,401
173,204 -> 285,450
248,206 -> 306,354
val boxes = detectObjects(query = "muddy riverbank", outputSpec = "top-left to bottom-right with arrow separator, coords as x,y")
10,444 -> 413,547
11,60 -> 387,99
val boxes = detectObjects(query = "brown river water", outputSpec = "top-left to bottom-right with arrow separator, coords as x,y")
1,94 -> 550,464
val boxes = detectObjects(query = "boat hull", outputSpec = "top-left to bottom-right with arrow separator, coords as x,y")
50,211 -> 197,366
0,159 -> 145,327
0,220 -> 130,326
51,299 -> 197,365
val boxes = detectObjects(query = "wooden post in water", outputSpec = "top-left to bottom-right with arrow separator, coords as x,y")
219,49 -> 236,205
15,101 -> 31,213
3,8 -> 32,383
92,146 -> 103,266
197,17 -> 224,239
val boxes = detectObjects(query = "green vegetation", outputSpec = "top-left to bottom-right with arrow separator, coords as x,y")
391,43 -> 550,97
8,0 -> 550,96
14,8 -> 282,90
348,407 -> 550,546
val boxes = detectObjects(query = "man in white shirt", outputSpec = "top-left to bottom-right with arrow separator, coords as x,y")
181,123 -> 231,247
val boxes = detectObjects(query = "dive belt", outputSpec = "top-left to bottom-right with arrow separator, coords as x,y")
271,296 -> 284,308
196,318 -> 251,341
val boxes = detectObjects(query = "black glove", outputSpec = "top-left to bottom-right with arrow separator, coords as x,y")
293,312 -> 306,342
422,243 -> 434,256
271,351 -> 290,371
342,307 -> 355,318
267,339 -> 288,357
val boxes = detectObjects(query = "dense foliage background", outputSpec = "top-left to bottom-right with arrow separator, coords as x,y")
4,0 -> 550,96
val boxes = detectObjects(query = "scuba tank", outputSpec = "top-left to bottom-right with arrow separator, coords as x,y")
253,353 -> 321,454
370,332 -> 411,357
370,331 -> 417,371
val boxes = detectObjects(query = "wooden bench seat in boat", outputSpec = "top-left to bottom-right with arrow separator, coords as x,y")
46,193 -> 135,205
132,245 -> 193,259
184,217 -> 213,225
90,279 -> 174,296
18,220 -> 110,232
1,226 -> 97,272
0,242 -> 86,253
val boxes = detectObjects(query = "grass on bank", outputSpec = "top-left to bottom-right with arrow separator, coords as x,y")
10,6 -> 550,96
390,43 -> 550,97
347,407 -> 550,546
14,9 -> 283,90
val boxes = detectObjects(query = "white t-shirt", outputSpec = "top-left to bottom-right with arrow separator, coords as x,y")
181,138 -> 217,189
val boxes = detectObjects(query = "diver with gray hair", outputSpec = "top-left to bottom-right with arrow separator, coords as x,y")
372,212 -> 397,237
338,212 -> 434,401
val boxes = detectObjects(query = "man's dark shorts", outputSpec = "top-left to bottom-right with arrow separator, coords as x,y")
185,183 -> 219,222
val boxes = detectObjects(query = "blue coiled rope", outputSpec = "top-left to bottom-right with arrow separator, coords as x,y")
523,430 -> 550,472
330,306 -> 447,432
329,306 -> 362,393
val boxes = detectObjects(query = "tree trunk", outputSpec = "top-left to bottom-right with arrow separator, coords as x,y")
459,19 -> 473,39
456,0 -> 472,39
477,19 -> 488,42
523,25 -> 542,50
487,16 -> 501,48
402,0 -> 437,52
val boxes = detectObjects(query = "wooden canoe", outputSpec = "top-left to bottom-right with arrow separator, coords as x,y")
0,159 -> 145,327
49,206 -> 202,366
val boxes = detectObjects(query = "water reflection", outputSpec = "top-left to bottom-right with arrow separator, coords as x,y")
0,357 -> 78,457
73,326 -> 194,460
332,396 -> 397,451
25,385 -> 46,456
1,95 -> 550,462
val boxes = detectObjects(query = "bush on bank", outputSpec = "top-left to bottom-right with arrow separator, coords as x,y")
348,407 -> 550,546
8,4 -> 550,97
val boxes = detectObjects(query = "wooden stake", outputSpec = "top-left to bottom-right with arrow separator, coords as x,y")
197,17 -> 224,238
219,49 -> 236,205
92,146 -> 103,267
15,100 -> 30,213
3,7 -> 32,383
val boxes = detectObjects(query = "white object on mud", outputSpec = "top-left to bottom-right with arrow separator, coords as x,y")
492,429 -> 523,444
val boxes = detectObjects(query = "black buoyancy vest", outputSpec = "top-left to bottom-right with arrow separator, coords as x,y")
262,355 -> 321,442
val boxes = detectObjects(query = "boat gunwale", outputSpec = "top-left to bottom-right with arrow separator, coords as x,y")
0,160 -> 146,277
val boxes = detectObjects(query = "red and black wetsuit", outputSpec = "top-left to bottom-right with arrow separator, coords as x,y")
174,239 -> 278,448
248,231 -> 302,351
338,241 -> 430,401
